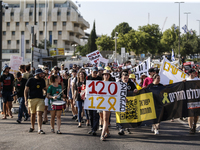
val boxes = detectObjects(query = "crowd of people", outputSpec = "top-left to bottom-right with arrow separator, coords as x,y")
0,60 -> 199,141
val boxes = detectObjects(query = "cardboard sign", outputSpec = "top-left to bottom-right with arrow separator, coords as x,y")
84,80 -> 127,112
159,58 -> 188,85
132,57 -> 150,83
97,57 -> 109,68
9,55 -> 23,74
86,50 -> 102,65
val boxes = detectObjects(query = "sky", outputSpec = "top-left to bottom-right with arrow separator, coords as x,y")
72,0 -> 200,36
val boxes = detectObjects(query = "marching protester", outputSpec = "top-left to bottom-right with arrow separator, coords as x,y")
100,70 -> 112,141
143,68 -> 156,88
24,69 -> 46,134
68,69 -> 78,119
74,71 -> 88,128
147,74 -> 163,135
14,72 -> 29,123
0,65 -> 15,119
139,73 -> 147,87
86,67 -> 102,135
185,68 -> 200,134
47,75 -> 65,134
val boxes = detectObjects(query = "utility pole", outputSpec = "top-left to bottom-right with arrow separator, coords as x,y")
115,32 -> 118,62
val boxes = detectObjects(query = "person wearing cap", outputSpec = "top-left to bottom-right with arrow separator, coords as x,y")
24,69 -> 46,134
117,70 -> 138,135
139,73 -> 147,87
0,64 -> 15,119
14,72 -> 29,123
142,68 -> 156,88
129,74 -> 142,90
86,66 -> 102,136
185,68 -> 200,134
100,70 -> 112,141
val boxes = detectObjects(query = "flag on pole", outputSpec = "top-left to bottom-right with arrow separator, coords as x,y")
182,25 -> 188,33
174,24 -> 178,31
171,49 -> 175,61
189,29 -> 194,35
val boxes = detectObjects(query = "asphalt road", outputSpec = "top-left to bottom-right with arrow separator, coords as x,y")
0,107 -> 200,150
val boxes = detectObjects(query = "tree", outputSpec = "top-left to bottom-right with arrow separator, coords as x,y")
76,45 -> 88,56
38,40 -> 52,56
95,35 -> 114,51
87,21 -> 98,53
111,22 -> 132,38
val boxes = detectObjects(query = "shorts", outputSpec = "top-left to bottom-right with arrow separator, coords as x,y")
69,89 -> 72,100
2,91 -> 13,103
44,97 -> 48,106
28,98 -> 45,114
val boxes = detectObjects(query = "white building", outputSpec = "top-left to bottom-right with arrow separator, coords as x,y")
2,0 -> 89,64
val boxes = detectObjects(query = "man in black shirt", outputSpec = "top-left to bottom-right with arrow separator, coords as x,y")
24,69 -> 46,134
0,64 -> 14,119
86,67 -> 102,136
14,72 -> 29,123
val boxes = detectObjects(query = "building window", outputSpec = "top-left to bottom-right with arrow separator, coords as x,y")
3,31 -> 6,35
2,12 -> 5,16
53,22 -> 57,26
29,12 -> 33,16
17,40 -> 20,44
54,40 -> 57,44
39,12 -> 42,16
8,4 -> 20,8
2,49 -> 19,53
7,40 -> 11,44
11,12 -> 14,16
26,49 -> 31,53
57,12 -> 61,16
58,31 -> 62,35
21,31 -> 24,35
16,22 -> 20,26
40,31 -> 43,35
39,4 -> 47,8
26,4 -> 34,8
12,31 -> 15,35
63,22 -> 66,26
7,22 -> 10,26
25,22 -> 29,26
49,31 -> 52,35
36,22 -> 38,25
54,4 -> 62,7
26,40 -> 29,44
70,32 -> 74,36
67,12 -> 70,16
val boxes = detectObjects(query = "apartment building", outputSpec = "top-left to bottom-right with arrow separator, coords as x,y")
2,0 -> 89,63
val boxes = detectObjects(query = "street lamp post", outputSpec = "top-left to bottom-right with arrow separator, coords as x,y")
114,32 -> 118,62
184,12 -> 191,29
72,44 -> 77,56
197,20 -> 200,36
175,2 -> 184,58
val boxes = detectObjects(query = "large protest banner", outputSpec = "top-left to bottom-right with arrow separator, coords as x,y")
84,81 -> 127,112
86,50 -> 102,65
9,55 -> 23,74
116,81 -> 200,128
132,57 -> 150,84
159,58 -> 188,85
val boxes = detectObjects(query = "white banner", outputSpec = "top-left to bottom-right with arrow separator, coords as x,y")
133,57 -> 151,83
159,58 -> 188,85
97,57 -> 109,68
86,50 -> 102,65
9,55 -> 23,74
84,80 -> 127,112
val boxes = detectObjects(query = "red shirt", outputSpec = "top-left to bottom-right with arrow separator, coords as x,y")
143,77 -> 153,87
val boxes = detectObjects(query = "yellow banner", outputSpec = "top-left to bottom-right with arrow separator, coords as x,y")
50,48 -> 64,56
116,92 -> 156,123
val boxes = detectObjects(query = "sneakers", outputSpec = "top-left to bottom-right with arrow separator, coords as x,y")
16,119 -> 21,124
126,128 -> 131,134
154,129 -> 159,135
118,129 -> 125,135
29,128 -> 34,132
88,130 -> 93,134
72,115 -> 77,120
189,126 -> 196,134
38,130 -> 45,134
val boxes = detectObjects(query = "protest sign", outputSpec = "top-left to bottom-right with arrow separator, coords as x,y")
84,67 -> 92,75
97,57 -> 109,68
9,55 -> 23,74
111,72 -> 120,81
86,50 -> 102,65
132,57 -> 150,83
159,58 -> 188,85
84,80 -> 127,112
116,81 -> 200,128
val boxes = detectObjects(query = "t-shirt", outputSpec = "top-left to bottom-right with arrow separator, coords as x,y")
23,73 -> 33,80
26,77 -> 46,99
75,81 -> 86,102
127,80 -> 136,92
143,77 -> 153,87
0,73 -> 14,91
147,83 -> 163,89
47,85 -> 62,105
14,78 -> 27,97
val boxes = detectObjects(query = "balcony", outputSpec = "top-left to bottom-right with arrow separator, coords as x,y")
78,17 -> 90,28
74,27 -> 85,36
69,36 -> 80,45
